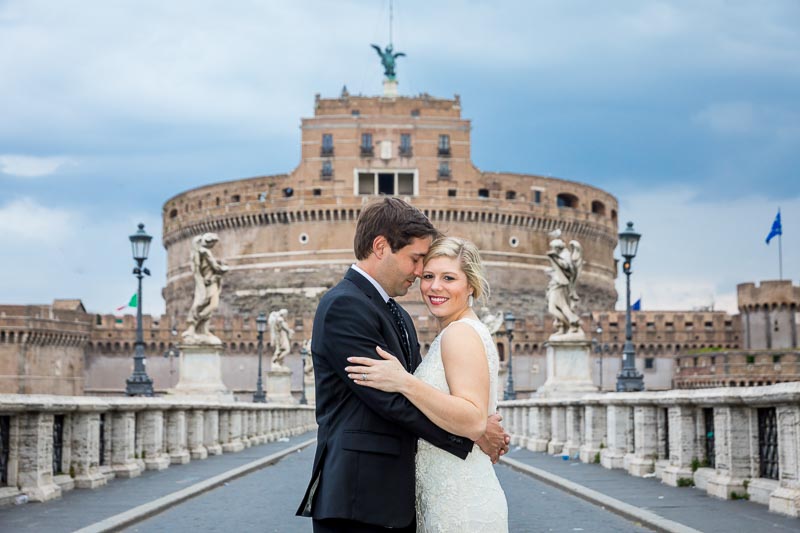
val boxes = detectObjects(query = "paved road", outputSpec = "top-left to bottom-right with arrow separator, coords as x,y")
125,444 -> 650,533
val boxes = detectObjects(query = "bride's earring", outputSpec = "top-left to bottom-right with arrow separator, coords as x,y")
468,294 -> 474,308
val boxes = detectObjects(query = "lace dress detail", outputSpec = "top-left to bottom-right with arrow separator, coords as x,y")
414,318 -> 508,532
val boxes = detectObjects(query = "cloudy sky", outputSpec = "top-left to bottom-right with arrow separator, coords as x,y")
2,0 -> 798,316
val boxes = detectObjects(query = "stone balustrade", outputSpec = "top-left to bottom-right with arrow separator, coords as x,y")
0,394 -> 316,506
498,382 -> 800,519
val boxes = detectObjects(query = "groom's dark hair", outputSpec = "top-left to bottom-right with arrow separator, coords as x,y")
354,197 -> 439,260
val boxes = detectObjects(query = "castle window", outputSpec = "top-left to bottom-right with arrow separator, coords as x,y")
611,209 -> 618,221
704,321 -> 713,329
231,194 -> 241,203
360,133 -> 374,156
591,200 -> 606,216
321,134 -> 334,156
534,190 -> 542,204
321,160 -> 333,179
438,161 -> 451,179
216,197 -> 220,206
438,135 -> 451,156
478,188 -> 489,198
448,189 -> 457,197
169,208 -> 178,219
410,109 -> 420,117
556,193 -> 578,209
357,171 -> 416,196
644,357 -> 655,369
506,191 -> 517,200
352,109 -> 360,116
313,188 -> 322,196
399,134 -> 412,157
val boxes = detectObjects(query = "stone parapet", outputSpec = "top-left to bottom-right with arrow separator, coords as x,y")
0,394 -> 316,506
499,383 -> 800,519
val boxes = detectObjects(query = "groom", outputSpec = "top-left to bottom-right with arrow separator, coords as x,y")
297,198 -> 508,532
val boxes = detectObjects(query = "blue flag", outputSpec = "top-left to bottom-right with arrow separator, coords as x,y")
631,298 -> 641,311
766,210 -> 782,244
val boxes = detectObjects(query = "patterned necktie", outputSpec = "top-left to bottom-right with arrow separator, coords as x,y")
387,298 -> 412,369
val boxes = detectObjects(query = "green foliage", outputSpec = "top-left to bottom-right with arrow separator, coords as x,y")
677,477 -> 695,487
599,442 -> 606,449
691,458 -> 700,472
69,465 -> 75,478
730,491 -> 750,500
593,452 -> 601,464
742,480 -> 750,490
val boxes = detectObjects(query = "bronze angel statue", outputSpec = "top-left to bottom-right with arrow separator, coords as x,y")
371,43 -> 405,80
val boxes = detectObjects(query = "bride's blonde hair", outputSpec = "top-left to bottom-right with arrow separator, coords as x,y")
424,236 -> 490,303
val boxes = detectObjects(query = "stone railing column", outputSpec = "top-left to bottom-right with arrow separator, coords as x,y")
187,409 -> 208,460
223,410 -> 244,453
628,404 -> 657,477
256,410 -> 268,444
707,405 -> 752,499
601,404 -> 629,469
527,405 -> 551,452
17,412 -> 60,502
239,409 -> 251,448
579,404 -> 606,463
70,408 -> 107,489
166,408 -> 190,464
662,404 -> 698,486
204,409 -> 222,456
508,403 -> 522,445
548,405 -> 567,455
110,408 -> 141,478
770,404 -> 800,516
563,404 -> 583,458
517,405 -> 530,448
140,408 -> 170,470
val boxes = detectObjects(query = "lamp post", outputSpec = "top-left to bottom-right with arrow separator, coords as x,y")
253,312 -> 267,403
503,311 -> 517,400
616,221 -> 645,392
125,223 -> 154,396
592,326 -> 610,391
299,342 -> 309,405
163,325 -> 180,387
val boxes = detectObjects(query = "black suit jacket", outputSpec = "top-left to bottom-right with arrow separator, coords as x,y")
296,268 -> 472,527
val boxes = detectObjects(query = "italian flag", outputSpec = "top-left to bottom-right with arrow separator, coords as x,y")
115,294 -> 137,312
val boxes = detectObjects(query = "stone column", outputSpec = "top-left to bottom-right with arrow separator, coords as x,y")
517,405 -> 530,448
548,405 -> 567,455
257,410 -> 268,444
770,405 -> 800,517
204,409 -> 222,456
563,405 -> 583,458
70,410 -> 107,489
17,412 -> 60,502
628,405 -> 657,477
239,409 -> 251,448
707,406 -> 753,499
140,410 -> 170,470
509,404 -> 523,446
222,410 -> 244,453
265,410 -> 275,442
110,410 -> 141,478
579,404 -> 606,464
527,405 -> 551,452
662,405 -> 699,486
187,410 -> 208,460
248,411 -> 259,445
166,409 -> 190,464
601,404 -> 629,469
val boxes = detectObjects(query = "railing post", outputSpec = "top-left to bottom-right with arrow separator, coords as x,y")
769,404 -> 800,516
706,405 -> 752,499
17,412 -> 61,502
579,404 -> 606,463
110,404 -> 141,479
601,403 -> 629,469
548,404 -> 567,455
187,409 -> 208,460
662,404 -> 699,486
628,404 -> 658,477
140,406 -> 170,470
166,406 -> 190,464
204,408 -> 222,456
528,405 -> 551,452
70,406 -> 107,489
563,404 -> 583,459
222,409 -> 244,453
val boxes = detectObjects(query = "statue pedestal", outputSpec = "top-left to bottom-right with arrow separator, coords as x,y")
383,79 -> 398,97
170,344 -> 233,401
267,368 -> 294,404
304,374 -> 316,404
536,337 -> 598,398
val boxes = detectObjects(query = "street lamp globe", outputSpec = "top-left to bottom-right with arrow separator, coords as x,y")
618,221 -> 641,262
504,312 -> 516,332
129,223 -> 152,266
256,312 -> 267,334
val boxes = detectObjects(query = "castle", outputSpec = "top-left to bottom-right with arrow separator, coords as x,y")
1,88 -> 797,397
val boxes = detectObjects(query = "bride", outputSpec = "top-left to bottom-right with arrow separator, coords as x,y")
346,236 -> 509,532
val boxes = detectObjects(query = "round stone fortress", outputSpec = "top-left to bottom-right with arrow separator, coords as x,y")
162,90 -> 619,343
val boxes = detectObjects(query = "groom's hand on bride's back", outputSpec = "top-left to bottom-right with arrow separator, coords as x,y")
476,413 -> 510,464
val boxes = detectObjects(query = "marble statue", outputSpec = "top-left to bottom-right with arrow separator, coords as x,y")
480,307 -> 504,335
182,233 -> 228,344
546,231 -> 584,337
302,338 -> 314,376
269,309 -> 293,371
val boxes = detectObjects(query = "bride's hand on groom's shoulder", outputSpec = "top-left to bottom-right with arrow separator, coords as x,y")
345,347 -> 409,393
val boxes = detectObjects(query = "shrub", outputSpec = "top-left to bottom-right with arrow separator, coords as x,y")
593,452 -> 601,464
677,477 -> 695,487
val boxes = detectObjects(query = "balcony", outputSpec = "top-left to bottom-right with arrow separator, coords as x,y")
399,146 -> 413,158
320,146 -> 334,157
437,146 -> 451,157
360,146 -> 374,157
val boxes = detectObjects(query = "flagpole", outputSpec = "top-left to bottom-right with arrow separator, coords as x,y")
779,232 -> 783,280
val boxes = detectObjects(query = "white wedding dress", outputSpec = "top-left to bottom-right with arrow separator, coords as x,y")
414,318 -> 509,532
